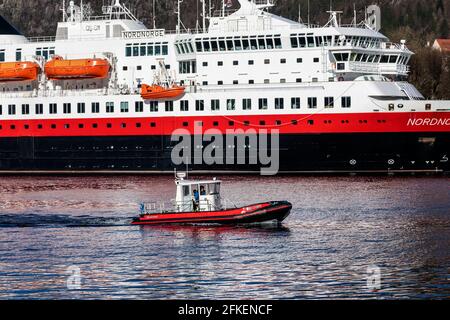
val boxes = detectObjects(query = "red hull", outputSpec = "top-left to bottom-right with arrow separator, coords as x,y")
132,201 -> 292,225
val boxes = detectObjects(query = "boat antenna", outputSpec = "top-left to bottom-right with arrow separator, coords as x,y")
307,0 -> 310,26
201,0 -> 206,32
352,3 -> 357,27
152,0 -> 156,29
61,0 -> 67,22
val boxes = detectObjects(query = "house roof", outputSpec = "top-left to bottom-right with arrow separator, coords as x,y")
434,39 -> 450,52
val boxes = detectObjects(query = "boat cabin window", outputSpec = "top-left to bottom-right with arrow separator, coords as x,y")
208,183 -> 220,195
183,185 -> 190,197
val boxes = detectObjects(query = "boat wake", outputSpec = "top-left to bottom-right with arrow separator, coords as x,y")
0,213 -> 131,228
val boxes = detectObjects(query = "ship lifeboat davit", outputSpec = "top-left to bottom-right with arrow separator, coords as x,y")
0,61 -> 40,82
44,56 -> 110,80
141,84 -> 185,100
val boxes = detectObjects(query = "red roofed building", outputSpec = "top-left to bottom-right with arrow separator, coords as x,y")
432,39 -> 450,52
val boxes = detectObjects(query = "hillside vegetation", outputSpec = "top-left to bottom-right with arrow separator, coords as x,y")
1,0 -> 449,98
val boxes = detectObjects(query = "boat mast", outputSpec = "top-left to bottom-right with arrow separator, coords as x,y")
201,0 -> 206,32
176,0 -> 183,34
152,0 -> 156,29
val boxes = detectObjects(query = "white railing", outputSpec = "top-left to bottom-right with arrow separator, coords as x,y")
348,62 -> 410,75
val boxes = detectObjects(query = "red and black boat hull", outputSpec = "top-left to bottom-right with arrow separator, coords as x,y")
132,201 -> 292,226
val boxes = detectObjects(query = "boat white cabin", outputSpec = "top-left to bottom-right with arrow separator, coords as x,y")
175,173 -> 222,212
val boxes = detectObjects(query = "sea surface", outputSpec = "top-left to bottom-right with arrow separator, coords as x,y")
0,175 -> 449,300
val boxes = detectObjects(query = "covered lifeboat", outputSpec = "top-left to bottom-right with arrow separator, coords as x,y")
0,61 -> 40,82
44,56 -> 110,80
141,84 -> 185,100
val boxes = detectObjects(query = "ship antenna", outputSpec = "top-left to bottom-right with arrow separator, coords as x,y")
152,0 -> 156,29
307,0 -> 310,26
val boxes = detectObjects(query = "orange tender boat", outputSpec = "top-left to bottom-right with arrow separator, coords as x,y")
0,61 -> 40,82
44,56 -> 110,80
141,84 -> 185,100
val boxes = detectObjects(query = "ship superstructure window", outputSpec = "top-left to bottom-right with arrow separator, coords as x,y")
0,50 -> 4,62
194,35 -> 282,53
180,100 -> 189,112
149,101 -> 158,112
16,49 -> 22,62
36,47 -> 55,60
179,60 -> 197,74
275,98 -> 284,110
291,98 -> 301,109
8,104 -> 16,115
106,102 -> 114,113
324,97 -> 334,108
0,105 -> 2,115
21,104 -> 29,115
135,101 -> 143,112
92,102 -> 100,113
120,102 -> 129,113
63,103 -> 71,114
50,103 -> 57,114
264,59 -> 270,64
196,100 -> 205,111
126,42 -> 169,57
308,97 -> 317,109
243,99 -> 252,110
211,99 -> 220,111
342,96 -> 352,108
259,98 -> 268,110
165,101 -> 174,112
77,103 -> 86,114
227,99 -> 236,111
35,104 -> 43,115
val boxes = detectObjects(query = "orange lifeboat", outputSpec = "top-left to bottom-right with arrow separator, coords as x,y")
44,56 -> 110,80
141,84 -> 186,100
0,61 -> 40,82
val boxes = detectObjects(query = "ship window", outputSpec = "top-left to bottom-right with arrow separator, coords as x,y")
226,39 -> 234,51
264,59 -> 270,64
183,122 -> 188,127
203,40 -> 211,52
35,104 -> 43,115
248,60 -> 254,65
291,97 -> 300,109
202,61 -> 208,67
219,40 -> 226,51
16,49 -> 22,62
211,39 -> 218,52
140,44 -> 146,56
342,96 -> 351,108
243,99 -> 252,110
242,38 -> 250,50
274,37 -> 282,49
78,124 -> 84,129
308,97 -> 317,109
92,102 -> 100,113
135,101 -> 143,112
249,80 -> 255,84
233,60 -> 238,65
50,103 -> 57,114
7,104 -> 15,115
149,101 -> 158,112
77,103 -> 85,114
64,124 -> 70,129
37,124 -> 43,129
106,102 -> 114,113
147,44 -> 154,56
165,101 -> 174,112
123,66 -> 128,71
137,66 -> 142,71
218,61 -> 223,66
275,120 -> 282,126
250,39 -> 258,50
234,39 -> 242,50
258,38 -> 266,50
211,99 -> 220,111
380,55 -> 389,63
136,123 -> 141,128
133,44 -> 139,56
63,103 -> 71,114
296,78 -> 302,83
229,121 -> 235,126
154,44 -> 161,55
291,36 -> 298,48
126,45 -> 132,56
325,97 -> 334,108
213,121 -> 219,127
180,100 -> 189,112
275,98 -> 284,110
280,58 -> 286,64
259,98 -> 268,110
297,58 -> 303,63
22,104 -> 30,115
313,57 -> 320,63
10,125 -> 16,130
218,81 -> 223,85
389,55 -> 398,63
92,123 -> 98,128
195,41 -> 202,52
51,124 -> 57,129
233,80 -> 239,85
0,50 -> 4,62
307,37 -> 315,48
227,99 -> 236,111
0,105 -> 2,115
107,123 -> 112,128
196,100 -> 205,111
266,38 -> 274,49
121,123 -> 127,128
162,44 -> 168,55
150,122 -> 156,127
120,102 -> 129,113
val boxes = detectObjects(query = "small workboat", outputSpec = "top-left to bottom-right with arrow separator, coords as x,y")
141,83 -> 185,100
44,56 -> 110,80
0,61 -> 40,82
132,173 -> 292,226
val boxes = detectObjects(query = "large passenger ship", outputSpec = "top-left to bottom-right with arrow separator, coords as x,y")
0,0 -> 448,173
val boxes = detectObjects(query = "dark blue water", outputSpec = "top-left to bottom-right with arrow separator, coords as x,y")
0,175 -> 449,299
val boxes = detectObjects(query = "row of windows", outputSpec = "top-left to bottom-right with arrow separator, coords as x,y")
0,97 -> 351,116
200,57 -> 315,67
125,42 -> 169,57
334,52 -> 408,65
0,117 -> 385,131
194,35 -> 283,53
290,34 -> 382,49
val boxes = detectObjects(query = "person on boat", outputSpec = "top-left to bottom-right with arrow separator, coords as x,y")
193,189 -> 199,212
200,186 -> 206,196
